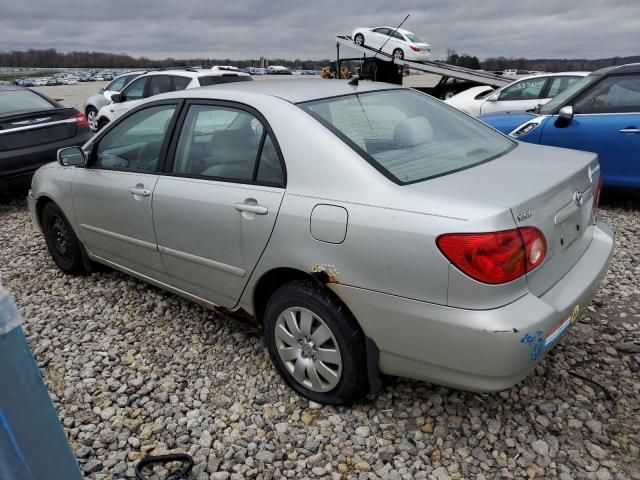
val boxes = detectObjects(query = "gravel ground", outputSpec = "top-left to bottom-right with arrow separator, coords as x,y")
0,193 -> 639,480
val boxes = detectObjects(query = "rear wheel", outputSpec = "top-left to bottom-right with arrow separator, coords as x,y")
393,48 -> 404,60
41,202 -> 86,274
263,280 -> 369,404
85,106 -> 99,133
354,33 -> 365,46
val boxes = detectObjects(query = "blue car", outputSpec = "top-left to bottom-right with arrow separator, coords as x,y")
481,63 -> 640,188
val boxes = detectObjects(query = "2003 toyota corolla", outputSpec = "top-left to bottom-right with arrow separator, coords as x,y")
28,79 -> 614,404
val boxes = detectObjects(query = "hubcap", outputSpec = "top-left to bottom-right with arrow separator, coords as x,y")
51,216 -> 72,261
87,110 -> 98,132
394,50 -> 403,60
274,307 -> 342,392
355,36 -> 363,45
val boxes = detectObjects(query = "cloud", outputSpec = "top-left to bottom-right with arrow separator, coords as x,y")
0,0 -> 638,60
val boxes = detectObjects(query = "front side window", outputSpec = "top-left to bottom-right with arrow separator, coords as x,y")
573,74 -> 640,114
94,104 -> 176,171
173,104 -> 283,184
105,75 -> 136,93
120,77 -> 146,102
498,77 -> 547,101
300,89 -> 514,184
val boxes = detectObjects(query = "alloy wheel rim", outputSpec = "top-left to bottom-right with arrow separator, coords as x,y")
87,110 -> 98,131
355,36 -> 363,46
51,216 -> 72,261
394,50 -> 403,60
274,307 -> 342,392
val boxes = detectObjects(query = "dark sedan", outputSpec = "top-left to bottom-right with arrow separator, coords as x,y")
0,85 -> 92,192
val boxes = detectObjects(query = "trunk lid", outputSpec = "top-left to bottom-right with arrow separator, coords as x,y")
410,142 -> 600,296
0,108 -> 78,151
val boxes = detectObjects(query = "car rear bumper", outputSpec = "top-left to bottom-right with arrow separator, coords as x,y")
0,130 -> 92,181
331,221 -> 614,392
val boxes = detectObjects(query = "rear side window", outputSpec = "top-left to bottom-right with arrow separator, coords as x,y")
300,89 -> 514,184
172,104 -> 283,185
172,76 -> 191,91
197,75 -> 253,86
0,90 -> 54,115
546,76 -> 581,98
148,75 -> 174,96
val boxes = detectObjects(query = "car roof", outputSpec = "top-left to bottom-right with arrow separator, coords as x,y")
591,62 -> 640,76
179,79 -> 400,103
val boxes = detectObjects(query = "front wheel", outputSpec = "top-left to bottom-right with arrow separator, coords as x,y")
263,280 -> 369,404
41,202 -> 87,274
393,48 -> 404,60
85,106 -> 99,133
354,34 -> 365,47
97,117 -> 109,131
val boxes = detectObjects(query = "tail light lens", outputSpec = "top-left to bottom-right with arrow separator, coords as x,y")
592,174 -> 603,223
70,113 -> 89,127
437,227 -> 546,285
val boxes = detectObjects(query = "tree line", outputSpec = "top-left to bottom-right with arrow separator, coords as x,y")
0,49 -> 329,70
1,48 -> 638,73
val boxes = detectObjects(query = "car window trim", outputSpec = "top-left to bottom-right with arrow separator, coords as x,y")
163,98 -> 287,188
85,99 -> 184,175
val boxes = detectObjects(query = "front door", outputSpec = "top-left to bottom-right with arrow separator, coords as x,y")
540,73 -> 640,187
152,102 -> 286,308
73,102 -> 179,283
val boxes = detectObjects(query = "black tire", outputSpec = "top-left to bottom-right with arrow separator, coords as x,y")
393,48 -> 404,60
85,106 -> 99,133
263,279 -> 369,405
354,34 -> 365,47
97,117 -> 109,131
41,202 -> 87,274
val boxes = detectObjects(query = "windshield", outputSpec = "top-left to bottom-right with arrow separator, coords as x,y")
405,33 -> 424,43
540,76 -> 596,114
300,89 -> 515,184
0,89 -> 54,116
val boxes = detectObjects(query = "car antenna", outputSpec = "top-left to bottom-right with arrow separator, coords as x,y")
373,14 -> 410,60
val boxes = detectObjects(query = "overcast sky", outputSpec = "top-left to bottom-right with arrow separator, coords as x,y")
1,0 -> 638,60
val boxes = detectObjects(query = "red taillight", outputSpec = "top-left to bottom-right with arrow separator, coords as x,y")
436,227 -> 546,284
410,45 -> 420,51
70,113 -> 89,127
592,174 -> 603,222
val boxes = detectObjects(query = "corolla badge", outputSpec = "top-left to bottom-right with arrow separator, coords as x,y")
573,190 -> 584,207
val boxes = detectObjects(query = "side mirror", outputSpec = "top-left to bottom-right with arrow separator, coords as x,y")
559,105 -> 574,121
111,93 -> 121,103
555,105 -> 574,128
57,147 -> 86,167
487,94 -> 499,102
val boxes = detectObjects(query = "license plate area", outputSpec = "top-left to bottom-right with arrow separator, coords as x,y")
560,211 -> 582,249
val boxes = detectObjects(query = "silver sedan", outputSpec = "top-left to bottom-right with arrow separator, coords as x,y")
28,79 -> 614,404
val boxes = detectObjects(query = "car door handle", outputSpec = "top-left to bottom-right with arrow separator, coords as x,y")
619,127 -> 640,134
128,187 -> 150,197
234,203 -> 268,215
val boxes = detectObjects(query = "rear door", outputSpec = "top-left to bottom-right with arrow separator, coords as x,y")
540,73 -> 640,187
369,28 -> 389,50
153,101 -> 286,308
72,102 -> 180,283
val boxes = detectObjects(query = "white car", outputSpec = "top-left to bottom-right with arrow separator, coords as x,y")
96,68 -> 252,129
351,26 -> 431,61
445,72 -> 589,117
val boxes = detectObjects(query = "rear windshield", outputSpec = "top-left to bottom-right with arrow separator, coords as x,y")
198,75 -> 253,86
300,89 -> 515,184
0,89 -> 54,116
